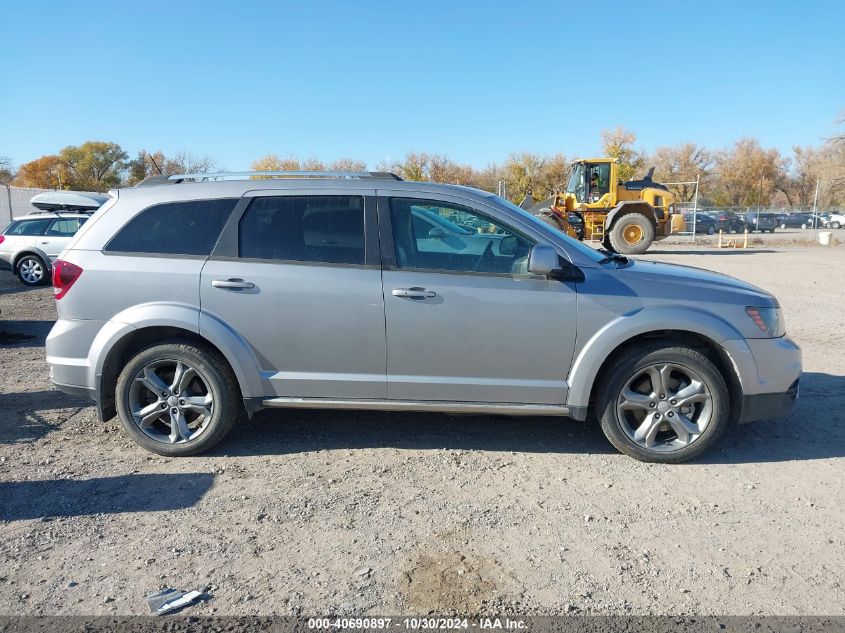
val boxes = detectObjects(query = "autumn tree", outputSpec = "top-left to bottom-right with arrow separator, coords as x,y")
650,143 -> 711,202
57,141 -> 128,191
711,138 -> 787,208
127,150 -> 219,184
0,156 -> 14,185
250,154 -> 333,172
329,158 -> 368,172
13,155 -> 67,189
601,127 -> 645,181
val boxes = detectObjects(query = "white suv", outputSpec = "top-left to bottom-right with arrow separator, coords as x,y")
0,191 -> 107,285
823,213 -> 845,229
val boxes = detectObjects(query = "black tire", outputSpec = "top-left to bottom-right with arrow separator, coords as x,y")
16,254 -> 49,286
706,225 -> 716,235
115,340 -> 241,456
780,223 -> 787,229
595,343 -> 730,463
607,213 -> 655,255
832,221 -> 842,229
801,223 -> 808,229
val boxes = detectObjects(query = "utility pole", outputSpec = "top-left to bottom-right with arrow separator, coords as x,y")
811,177 -> 820,231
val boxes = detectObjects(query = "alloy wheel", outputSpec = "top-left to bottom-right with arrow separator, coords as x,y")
128,359 -> 214,444
616,362 -> 713,452
19,258 -> 44,284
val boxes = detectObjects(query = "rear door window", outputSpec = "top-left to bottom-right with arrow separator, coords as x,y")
239,196 -> 365,265
105,199 -> 237,256
5,219 -> 51,236
46,217 -> 87,237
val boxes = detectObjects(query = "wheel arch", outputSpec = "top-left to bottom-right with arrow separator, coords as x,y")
13,247 -> 51,270
94,305 -> 264,421
567,315 -> 749,422
604,201 -> 658,232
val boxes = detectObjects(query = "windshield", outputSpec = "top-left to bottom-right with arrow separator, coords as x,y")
486,194 -> 608,263
566,163 -> 587,203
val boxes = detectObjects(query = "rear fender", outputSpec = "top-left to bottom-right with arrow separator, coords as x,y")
605,202 -> 658,231
92,303 -> 265,399
14,246 -> 52,269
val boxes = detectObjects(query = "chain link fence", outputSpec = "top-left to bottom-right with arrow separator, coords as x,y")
0,185 -> 53,227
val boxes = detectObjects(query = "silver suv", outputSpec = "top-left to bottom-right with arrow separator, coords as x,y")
45,172 -> 801,463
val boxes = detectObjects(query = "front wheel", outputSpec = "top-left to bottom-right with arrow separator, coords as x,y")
780,223 -> 787,229
115,340 -> 241,456
16,255 -> 49,286
595,344 -> 730,463
607,214 -> 655,255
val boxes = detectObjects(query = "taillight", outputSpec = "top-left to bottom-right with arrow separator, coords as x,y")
52,259 -> 83,300
0,235 -> 5,245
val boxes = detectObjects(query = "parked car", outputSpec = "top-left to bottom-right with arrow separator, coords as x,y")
779,213 -> 825,229
823,213 -> 845,229
712,211 -> 746,233
744,212 -> 779,233
684,213 -> 717,235
0,192 -> 107,285
46,172 -> 801,464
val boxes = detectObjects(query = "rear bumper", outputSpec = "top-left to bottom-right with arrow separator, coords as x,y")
51,380 -> 96,401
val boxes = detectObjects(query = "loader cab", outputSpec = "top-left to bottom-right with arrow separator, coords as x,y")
567,160 -> 615,204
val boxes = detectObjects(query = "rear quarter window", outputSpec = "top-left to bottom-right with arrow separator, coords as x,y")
105,198 -> 237,256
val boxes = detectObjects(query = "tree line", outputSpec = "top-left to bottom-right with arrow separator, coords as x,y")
2,126 -> 843,210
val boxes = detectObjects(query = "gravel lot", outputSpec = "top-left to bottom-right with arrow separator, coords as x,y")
1,242 -> 843,617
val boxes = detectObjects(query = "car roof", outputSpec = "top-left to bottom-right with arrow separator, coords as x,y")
113,177 -> 499,206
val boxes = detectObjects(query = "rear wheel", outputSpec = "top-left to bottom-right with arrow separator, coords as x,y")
115,340 -> 241,456
16,255 -> 48,286
595,344 -> 730,463
832,221 -> 842,229
706,225 -> 716,235
607,213 -> 655,255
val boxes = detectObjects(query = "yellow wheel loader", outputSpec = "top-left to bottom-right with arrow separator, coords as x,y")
544,158 -> 686,254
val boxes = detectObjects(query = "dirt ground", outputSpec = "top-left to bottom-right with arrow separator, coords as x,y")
0,242 -> 843,617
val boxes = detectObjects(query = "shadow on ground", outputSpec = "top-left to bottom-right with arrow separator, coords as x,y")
217,373 -> 844,465
0,389 -> 90,444
0,473 -> 215,521
0,320 -> 54,348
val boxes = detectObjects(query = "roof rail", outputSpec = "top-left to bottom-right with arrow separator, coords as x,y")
136,171 -> 403,186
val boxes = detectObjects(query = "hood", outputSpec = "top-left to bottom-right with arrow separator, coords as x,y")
617,259 -> 777,307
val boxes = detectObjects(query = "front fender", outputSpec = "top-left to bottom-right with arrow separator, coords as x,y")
566,306 -> 754,409
92,302 -> 265,399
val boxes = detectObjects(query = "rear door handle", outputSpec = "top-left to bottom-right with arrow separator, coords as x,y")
392,287 -> 436,299
212,278 -> 255,289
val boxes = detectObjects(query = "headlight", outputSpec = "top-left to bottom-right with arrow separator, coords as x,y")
746,306 -> 785,337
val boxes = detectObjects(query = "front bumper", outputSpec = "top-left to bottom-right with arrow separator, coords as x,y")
740,378 -> 799,423
722,335 -> 802,424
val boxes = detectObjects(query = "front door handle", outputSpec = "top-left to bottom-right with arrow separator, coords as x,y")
392,287 -> 436,299
212,278 -> 255,289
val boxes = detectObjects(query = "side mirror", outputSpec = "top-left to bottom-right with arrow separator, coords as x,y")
428,227 -> 448,239
527,244 -> 562,276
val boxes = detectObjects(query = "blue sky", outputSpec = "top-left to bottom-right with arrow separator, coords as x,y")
1,0 -> 843,170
